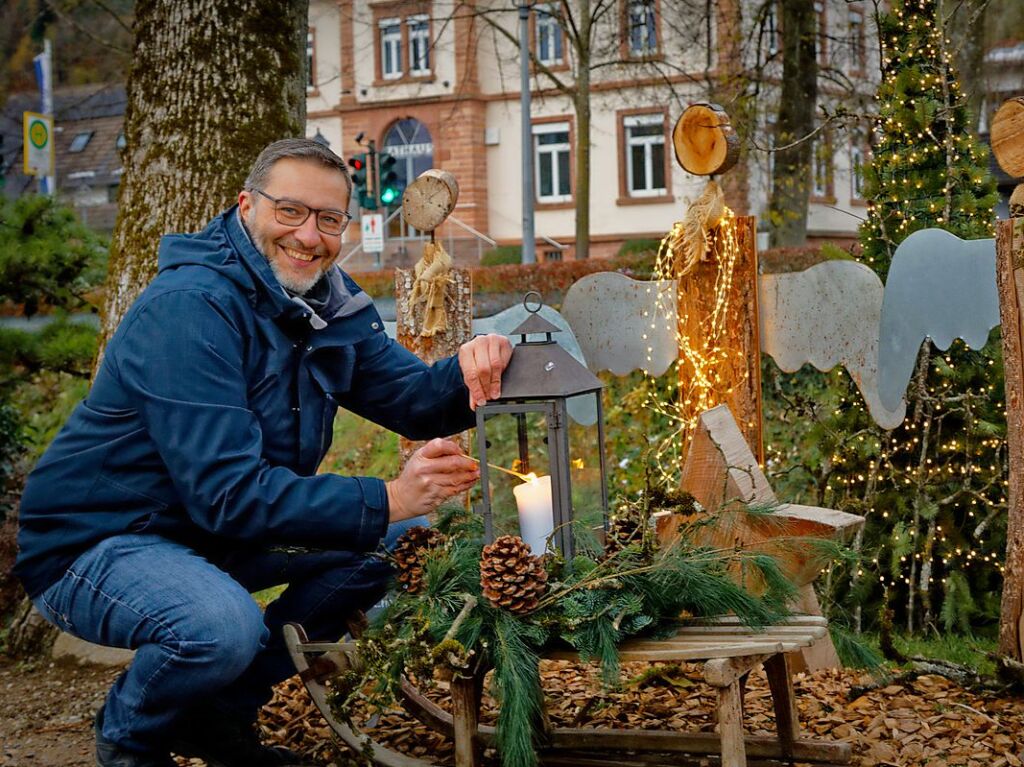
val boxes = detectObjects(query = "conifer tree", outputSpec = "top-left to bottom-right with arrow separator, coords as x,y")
860,0 -> 998,276
812,0 -> 1003,638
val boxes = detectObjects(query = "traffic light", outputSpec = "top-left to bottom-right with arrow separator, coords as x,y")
348,153 -> 376,210
377,152 -> 400,207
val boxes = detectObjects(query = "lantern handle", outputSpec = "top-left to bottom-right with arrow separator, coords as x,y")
523,291 -> 543,314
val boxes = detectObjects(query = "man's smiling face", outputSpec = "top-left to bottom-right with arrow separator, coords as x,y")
238,157 -> 350,295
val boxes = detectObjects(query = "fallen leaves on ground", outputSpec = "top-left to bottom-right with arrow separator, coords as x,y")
259,662 -> 1024,767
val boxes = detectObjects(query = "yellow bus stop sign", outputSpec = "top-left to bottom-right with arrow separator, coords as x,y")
23,111 -> 54,177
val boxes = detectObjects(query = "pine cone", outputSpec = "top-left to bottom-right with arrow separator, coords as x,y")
479,535 -> 548,615
604,509 -> 644,556
393,526 -> 446,594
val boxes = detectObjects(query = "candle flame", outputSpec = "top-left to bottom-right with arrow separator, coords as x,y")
524,472 -> 539,483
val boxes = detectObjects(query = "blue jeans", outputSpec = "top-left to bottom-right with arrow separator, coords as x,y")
32,518 -> 423,752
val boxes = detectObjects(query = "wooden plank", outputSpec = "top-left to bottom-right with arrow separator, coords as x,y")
672,625 -> 826,637
717,681 -> 747,767
294,641 -> 357,653
614,637 -> 819,652
546,642 -> 787,663
704,653 -> 775,687
690,615 -> 827,626
764,653 -> 799,757
543,729 -> 850,763
451,674 -> 481,767
541,755 -> 848,767
999,217 -> 1024,662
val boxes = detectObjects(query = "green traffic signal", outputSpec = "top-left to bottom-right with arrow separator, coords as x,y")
377,152 -> 400,207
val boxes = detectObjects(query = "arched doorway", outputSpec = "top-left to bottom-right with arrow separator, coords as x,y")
382,118 -> 433,238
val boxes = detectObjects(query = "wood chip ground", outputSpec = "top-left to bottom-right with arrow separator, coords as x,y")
259,662 -> 1024,767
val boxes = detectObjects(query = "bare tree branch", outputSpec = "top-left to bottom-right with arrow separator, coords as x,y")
87,0 -> 133,34
47,0 -> 130,55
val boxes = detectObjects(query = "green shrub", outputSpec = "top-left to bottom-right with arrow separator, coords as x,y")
617,238 -> 661,258
480,245 -> 522,266
0,195 -> 108,316
0,402 -> 23,511
819,242 -> 856,262
0,320 -> 97,380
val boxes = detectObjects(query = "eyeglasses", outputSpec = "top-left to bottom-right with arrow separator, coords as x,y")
250,188 -> 352,236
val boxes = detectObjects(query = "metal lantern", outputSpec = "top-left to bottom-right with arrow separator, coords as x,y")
475,293 -> 610,559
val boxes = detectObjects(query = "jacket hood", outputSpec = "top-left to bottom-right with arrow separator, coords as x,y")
156,206 -> 370,323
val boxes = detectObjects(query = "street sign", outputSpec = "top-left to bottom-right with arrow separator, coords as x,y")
23,112 -> 54,177
361,213 -> 385,253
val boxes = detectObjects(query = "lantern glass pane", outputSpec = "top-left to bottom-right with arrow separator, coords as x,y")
473,409 -> 553,546
567,393 -> 605,533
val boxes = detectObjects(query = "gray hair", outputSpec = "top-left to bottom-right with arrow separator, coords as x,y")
244,137 -> 352,194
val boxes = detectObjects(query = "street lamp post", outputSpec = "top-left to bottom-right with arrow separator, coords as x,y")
519,3 -> 536,265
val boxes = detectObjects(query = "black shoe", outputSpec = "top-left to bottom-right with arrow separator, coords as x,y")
168,706 -> 302,767
94,706 -> 177,767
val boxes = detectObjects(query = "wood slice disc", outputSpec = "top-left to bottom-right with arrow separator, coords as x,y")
401,169 -> 460,232
673,103 -> 740,176
993,97 -> 1024,178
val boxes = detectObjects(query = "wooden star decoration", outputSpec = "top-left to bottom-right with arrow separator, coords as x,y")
656,404 -> 865,669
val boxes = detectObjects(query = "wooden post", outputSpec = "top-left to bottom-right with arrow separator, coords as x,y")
395,261 -> 473,466
450,672 -> 482,767
998,217 -> 1024,661
675,215 -> 762,464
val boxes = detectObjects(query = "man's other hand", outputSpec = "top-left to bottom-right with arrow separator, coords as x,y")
386,438 -> 480,522
458,334 -> 513,411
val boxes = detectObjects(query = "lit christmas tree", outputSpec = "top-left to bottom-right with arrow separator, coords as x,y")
821,0 -> 1003,639
860,0 -> 998,275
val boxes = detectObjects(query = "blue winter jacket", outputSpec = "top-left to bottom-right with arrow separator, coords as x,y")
14,207 -> 473,599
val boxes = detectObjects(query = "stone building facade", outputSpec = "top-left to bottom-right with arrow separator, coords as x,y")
306,0 -> 881,266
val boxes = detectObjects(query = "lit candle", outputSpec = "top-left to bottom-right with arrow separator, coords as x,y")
513,474 -> 554,555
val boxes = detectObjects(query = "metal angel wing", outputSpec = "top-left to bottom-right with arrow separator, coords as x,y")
877,229 -> 999,411
760,260 -> 906,429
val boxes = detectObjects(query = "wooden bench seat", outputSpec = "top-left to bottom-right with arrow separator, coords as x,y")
284,614 -> 851,767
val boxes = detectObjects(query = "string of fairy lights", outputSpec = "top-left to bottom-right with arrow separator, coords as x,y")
637,205 -> 742,488
624,0 -> 1005,624
845,0 -> 1004,609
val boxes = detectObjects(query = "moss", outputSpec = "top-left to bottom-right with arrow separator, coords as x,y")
102,0 -> 308,351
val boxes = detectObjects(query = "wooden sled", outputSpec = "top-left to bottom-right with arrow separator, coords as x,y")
284,614 -> 851,767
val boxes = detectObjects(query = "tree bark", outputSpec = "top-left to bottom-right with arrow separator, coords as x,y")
998,218 -> 1024,661
6,0 -> 310,662
767,0 -> 818,247
97,0 -> 309,363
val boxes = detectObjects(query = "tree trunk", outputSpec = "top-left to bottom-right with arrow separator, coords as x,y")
6,597 -> 58,659
767,0 -> 818,247
998,218 -> 1024,661
942,0 -> 987,132
97,0 -> 309,363
572,2 -> 591,260
7,0 -> 310,662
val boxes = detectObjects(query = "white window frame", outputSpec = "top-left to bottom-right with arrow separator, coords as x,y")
379,18 -> 403,79
812,135 -> 830,198
408,15 -> 431,75
627,0 -> 658,57
624,114 -> 666,197
306,29 -> 316,90
533,122 -> 571,203
848,9 -> 865,72
536,5 -> 564,66
763,3 -> 779,58
850,142 -> 865,200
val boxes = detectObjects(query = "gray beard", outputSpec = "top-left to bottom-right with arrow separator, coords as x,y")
243,210 -> 323,296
